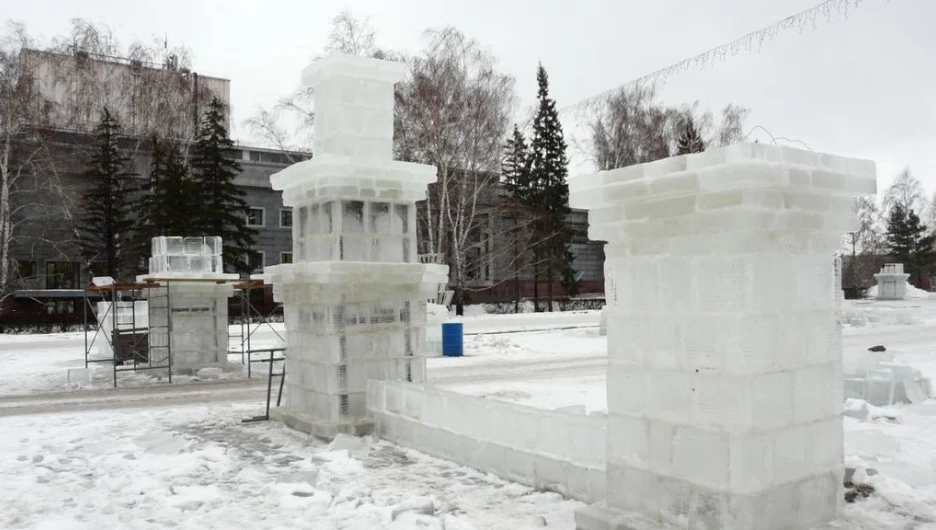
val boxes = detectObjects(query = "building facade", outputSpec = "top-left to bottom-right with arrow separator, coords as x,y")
4,48 -> 604,322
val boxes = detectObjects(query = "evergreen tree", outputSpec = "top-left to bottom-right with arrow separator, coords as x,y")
502,124 -> 532,312
529,64 -> 577,311
886,204 -> 936,287
77,108 -> 138,279
676,116 -> 705,155
137,136 -> 198,255
190,97 -> 257,274
503,125 -> 531,200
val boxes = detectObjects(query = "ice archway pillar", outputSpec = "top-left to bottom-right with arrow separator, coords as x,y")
570,144 -> 876,529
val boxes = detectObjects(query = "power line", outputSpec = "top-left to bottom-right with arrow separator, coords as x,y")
561,0 -> 887,114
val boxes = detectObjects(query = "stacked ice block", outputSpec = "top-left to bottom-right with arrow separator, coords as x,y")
874,263 -> 910,300
263,53 -> 449,438
570,143 -> 876,529
139,236 -> 239,374
148,236 -> 224,277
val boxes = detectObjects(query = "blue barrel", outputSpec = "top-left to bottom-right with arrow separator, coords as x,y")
441,322 -> 464,357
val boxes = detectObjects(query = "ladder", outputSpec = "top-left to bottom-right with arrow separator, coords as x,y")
138,281 -> 173,384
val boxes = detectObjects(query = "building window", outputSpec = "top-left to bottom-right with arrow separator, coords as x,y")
280,208 -> 293,228
246,207 -> 265,227
248,251 -> 265,272
280,252 -> 293,264
46,261 -> 79,289
17,260 -> 39,279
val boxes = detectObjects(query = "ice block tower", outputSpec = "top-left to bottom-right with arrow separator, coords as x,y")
262,53 -> 448,438
570,144 -> 876,529
139,236 -> 239,374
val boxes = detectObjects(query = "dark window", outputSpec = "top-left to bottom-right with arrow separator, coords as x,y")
250,150 -> 262,162
246,207 -> 265,227
46,261 -> 80,289
280,252 -> 293,264
248,251 -> 265,272
17,261 -> 39,279
280,208 -> 293,228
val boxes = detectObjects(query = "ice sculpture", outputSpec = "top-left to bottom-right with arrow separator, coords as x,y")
873,263 -> 910,300
139,236 -> 238,373
570,144 -> 876,529
262,53 -> 449,438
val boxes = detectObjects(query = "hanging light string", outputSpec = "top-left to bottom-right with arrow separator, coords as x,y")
560,0 -> 885,115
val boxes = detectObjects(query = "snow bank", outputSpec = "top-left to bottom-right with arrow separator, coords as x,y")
868,283 -> 934,300
368,380 -> 606,503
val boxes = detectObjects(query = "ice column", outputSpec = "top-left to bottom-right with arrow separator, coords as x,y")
139,236 -> 238,373
570,144 -> 876,529
262,54 -> 448,438
874,263 -> 909,300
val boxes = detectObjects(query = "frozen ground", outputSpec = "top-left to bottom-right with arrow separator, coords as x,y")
3,302 -> 936,528
0,403 -> 579,530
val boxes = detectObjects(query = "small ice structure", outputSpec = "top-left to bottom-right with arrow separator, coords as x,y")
263,53 -> 448,438
570,143 -> 876,529
148,236 -> 225,277
138,236 -> 239,374
873,263 -> 910,300
844,349 -> 932,406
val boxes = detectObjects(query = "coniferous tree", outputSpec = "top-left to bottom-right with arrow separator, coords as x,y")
502,124 -> 532,312
529,64 -> 576,311
78,108 -> 138,279
886,204 -> 936,287
676,116 -> 705,155
190,97 -> 257,274
137,137 -> 198,250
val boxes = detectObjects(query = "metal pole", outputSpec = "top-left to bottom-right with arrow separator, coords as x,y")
276,357 -> 285,407
246,282 -> 253,358
83,289 -> 89,369
264,349 -> 274,419
110,285 -> 118,388
166,281 -> 172,384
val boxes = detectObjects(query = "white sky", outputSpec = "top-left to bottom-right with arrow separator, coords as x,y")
7,0 -> 935,197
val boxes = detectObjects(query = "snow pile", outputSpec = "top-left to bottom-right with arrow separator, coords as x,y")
868,282 -> 934,300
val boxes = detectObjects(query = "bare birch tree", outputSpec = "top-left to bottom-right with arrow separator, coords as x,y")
246,9 -> 396,157
395,27 -> 515,314
588,85 -> 749,170
0,22 -> 80,307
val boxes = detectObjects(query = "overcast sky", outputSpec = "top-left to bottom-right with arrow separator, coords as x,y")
7,0 -> 935,198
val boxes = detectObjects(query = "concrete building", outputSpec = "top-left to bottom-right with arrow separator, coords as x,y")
3,48 -> 605,327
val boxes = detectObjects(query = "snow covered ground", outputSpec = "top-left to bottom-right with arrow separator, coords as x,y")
0,403 -> 580,530
3,301 -> 936,528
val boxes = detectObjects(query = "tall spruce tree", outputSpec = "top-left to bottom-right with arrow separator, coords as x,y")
886,204 -> 936,287
676,116 -> 705,155
529,64 -> 576,311
78,108 -> 138,279
502,124 -> 532,312
137,137 -> 198,253
190,97 -> 257,274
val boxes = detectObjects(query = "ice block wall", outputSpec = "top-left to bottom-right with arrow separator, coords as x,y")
263,53 -> 448,438
570,144 -> 876,529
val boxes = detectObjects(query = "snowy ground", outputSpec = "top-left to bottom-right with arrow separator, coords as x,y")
3,301 -> 936,528
0,403 -> 579,530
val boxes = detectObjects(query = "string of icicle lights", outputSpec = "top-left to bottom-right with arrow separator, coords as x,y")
560,0 -> 889,115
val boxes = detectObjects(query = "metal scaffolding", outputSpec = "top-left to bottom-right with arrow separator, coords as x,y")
83,280 -> 173,388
